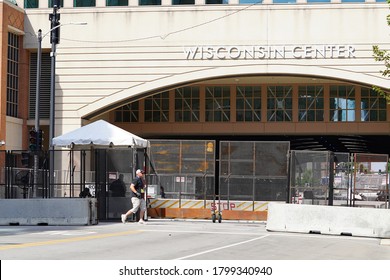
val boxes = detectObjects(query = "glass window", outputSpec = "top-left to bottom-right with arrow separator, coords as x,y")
49,0 -> 64,7
267,86 -> 292,122
361,88 -> 387,122
107,0 -> 128,5
239,0 -> 262,3
144,92 -> 169,122
115,102 -> 139,123
206,0 -> 228,4
139,0 -> 161,4
74,0 -> 96,7
298,86 -> 324,122
172,0 -> 195,4
175,87 -> 200,122
330,86 -> 355,122
25,0 -> 38,8
205,87 -> 230,122
273,0 -> 296,3
236,86 -> 261,122
7,33 -> 19,118
307,0 -> 330,2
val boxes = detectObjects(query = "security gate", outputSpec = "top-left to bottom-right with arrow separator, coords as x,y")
219,141 -> 290,207
289,151 -> 389,208
289,150 -> 338,205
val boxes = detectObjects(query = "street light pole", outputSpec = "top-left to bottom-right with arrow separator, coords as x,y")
31,0 -> 86,197
49,2 -> 59,196
32,22 -> 86,198
35,30 -> 42,139
32,29 -> 42,198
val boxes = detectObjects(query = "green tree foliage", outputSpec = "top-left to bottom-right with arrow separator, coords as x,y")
373,0 -> 390,103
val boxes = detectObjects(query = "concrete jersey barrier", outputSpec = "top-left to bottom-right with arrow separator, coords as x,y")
266,202 -> 390,238
0,198 -> 98,226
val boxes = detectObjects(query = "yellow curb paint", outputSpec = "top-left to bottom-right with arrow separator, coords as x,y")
0,230 -> 141,251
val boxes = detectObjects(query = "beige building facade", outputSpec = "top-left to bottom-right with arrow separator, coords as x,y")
1,0 -> 389,154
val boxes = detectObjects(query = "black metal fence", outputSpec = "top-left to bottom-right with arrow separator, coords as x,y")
289,151 -> 389,208
1,142 -> 388,217
219,141 -> 290,208
147,140 -> 216,201
0,148 -> 147,220
289,151 -> 347,205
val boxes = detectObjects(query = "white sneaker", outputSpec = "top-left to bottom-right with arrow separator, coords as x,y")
121,214 -> 126,224
138,219 -> 146,224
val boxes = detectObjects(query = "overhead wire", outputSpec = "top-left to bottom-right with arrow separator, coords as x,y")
60,1 -> 262,44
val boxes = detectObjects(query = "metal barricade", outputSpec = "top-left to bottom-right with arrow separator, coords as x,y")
219,141 -> 290,208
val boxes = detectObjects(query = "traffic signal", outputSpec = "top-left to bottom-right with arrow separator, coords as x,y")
38,129 -> 44,150
49,8 -> 60,44
29,129 -> 37,151
21,152 -> 30,167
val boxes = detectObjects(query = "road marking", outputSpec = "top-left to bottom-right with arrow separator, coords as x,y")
175,234 -> 270,260
31,230 -> 97,236
0,230 -> 142,251
142,228 -> 264,236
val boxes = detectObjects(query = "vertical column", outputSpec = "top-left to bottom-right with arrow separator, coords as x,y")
96,0 -> 106,7
324,85 -> 330,122
63,0 -> 73,8
261,84 -> 268,123
40,0 -> 49,8
129,0 -> 139,6
355,86 -> 361,122
169,89 -> 175,123
200,85 -> 206,122
139,99 -> 145,123
231,85 -> 236,122
292,85 -> 298,123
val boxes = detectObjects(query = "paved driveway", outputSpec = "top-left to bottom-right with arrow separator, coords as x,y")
1,219 -> 389,260
2,219 -> 389,280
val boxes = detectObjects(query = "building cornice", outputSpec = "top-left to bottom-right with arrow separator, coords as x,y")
0,0 -> 25,13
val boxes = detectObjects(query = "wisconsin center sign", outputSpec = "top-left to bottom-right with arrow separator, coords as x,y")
184,45 -> 356,60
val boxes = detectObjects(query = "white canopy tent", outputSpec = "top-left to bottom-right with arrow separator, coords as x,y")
52,120 -> 149,148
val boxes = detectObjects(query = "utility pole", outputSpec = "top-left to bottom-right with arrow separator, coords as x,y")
32,0 -> 84,198
49,0 -> 60,197
32,29 -> 42,198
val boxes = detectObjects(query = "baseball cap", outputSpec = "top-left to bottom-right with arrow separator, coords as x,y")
136,169 -> 145,174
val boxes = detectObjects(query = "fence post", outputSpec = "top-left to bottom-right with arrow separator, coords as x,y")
328,152 -> 334,206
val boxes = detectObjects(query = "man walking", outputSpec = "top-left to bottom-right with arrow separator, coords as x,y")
121,169 -> 147,224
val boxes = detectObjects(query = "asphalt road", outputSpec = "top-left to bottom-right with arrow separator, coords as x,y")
1,219 -> 389,260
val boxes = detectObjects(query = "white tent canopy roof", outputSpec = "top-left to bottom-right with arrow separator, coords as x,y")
52,120 -> 149,148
